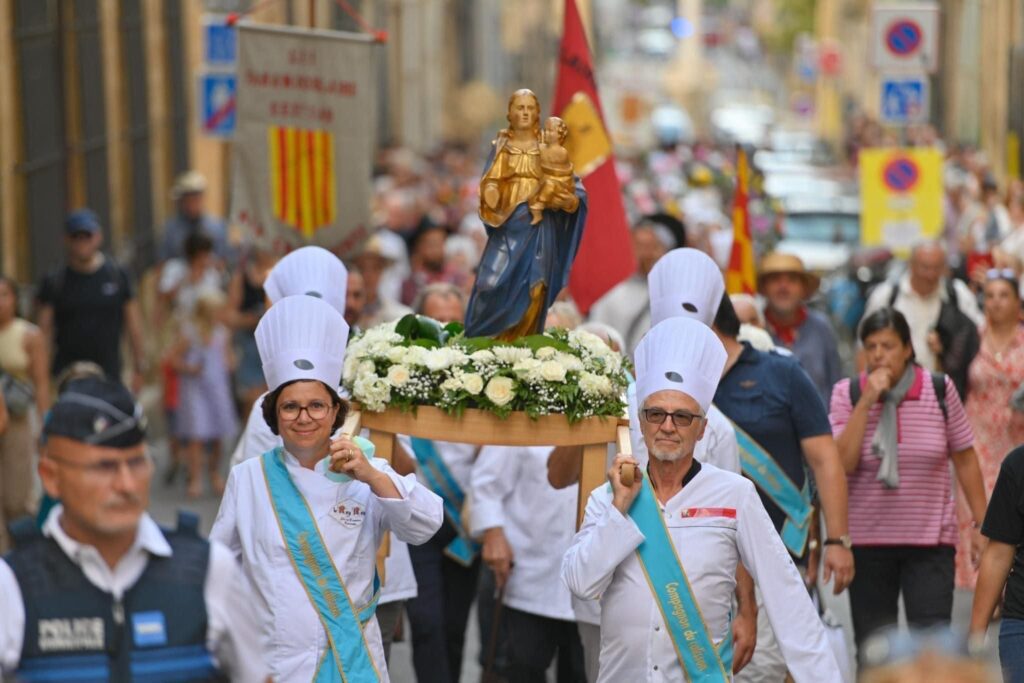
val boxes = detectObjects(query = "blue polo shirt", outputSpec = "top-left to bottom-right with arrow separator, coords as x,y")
714,342 -> 832,534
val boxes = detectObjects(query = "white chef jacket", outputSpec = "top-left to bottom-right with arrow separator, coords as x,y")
562,462 -> 841,683
397,434 -> 477,495
228,392 -> 418,605
210,450 -> 442,681
628,381 -> 740,474
471,445 -> 579,622
0,507 -> 267,682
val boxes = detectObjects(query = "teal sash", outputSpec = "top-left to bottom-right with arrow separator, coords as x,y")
410,437 -> 480,566
629,476 -> 732,681
261,449 -> 381,683
731,423 -> 812,557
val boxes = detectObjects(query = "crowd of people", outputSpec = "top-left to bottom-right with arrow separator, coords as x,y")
1,120 -> 1024,683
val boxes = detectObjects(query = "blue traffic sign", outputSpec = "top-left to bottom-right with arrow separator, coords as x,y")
885,20 -> 922,56
199,73 -> 236,137
204,20 -> 236,66
880,76 -> 928,125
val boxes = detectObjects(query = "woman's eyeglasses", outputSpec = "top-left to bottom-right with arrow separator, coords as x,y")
278,400 -> 333,421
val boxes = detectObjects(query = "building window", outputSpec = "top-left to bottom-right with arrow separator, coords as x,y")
165,0 -> 189,176
120,0 -> 153,261
72,0 -> 111,239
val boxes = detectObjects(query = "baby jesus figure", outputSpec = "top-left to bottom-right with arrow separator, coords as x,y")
529,116 -> 580,225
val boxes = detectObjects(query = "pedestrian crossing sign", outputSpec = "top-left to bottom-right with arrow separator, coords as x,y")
880,76 -> 929,125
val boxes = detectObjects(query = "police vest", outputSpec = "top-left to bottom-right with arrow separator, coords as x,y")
5,512 -> 227,682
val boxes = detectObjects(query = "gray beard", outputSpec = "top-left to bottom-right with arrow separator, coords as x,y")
650,448 -> 685,463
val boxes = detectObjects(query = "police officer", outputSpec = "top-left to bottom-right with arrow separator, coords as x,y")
0,377 -> 266,681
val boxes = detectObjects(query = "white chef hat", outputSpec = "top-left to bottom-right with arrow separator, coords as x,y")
256,295 -> 349,392
648,248 -> 725,328
264,246 -> 347,316
635,317 -> 726,413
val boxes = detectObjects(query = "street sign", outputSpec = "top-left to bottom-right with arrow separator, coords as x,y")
203,15 -> 237,66
872,3 -> 940,73
880,75 -> 929,125
882,156 -> 919,192
199,73 -> 236,137
861,147 -> 942,254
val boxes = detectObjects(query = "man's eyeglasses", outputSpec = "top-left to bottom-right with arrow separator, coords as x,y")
278,400 -> 333,421
47,453 -> 151,479
642,408 -> 703,428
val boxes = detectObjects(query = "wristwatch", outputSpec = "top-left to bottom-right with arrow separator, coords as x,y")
823,535 -> 852,550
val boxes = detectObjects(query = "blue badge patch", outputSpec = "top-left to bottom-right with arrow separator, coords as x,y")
131,611 -> 168,648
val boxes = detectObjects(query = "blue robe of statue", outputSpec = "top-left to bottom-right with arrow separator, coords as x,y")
464,141 -> 588,339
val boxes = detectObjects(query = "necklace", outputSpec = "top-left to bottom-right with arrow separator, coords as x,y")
987,328 -> 1017,362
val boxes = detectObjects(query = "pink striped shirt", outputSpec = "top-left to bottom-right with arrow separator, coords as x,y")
829,367 -> 974,546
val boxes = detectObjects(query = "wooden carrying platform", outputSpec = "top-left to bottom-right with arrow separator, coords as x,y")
345,405 -> 629,528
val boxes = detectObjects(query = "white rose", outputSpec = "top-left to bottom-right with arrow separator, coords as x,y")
386,364 -> 411,387
536,346 -> 557,360
484,376 -> 516,406
387,347 -> 408,364
461,373 -> 484,395
540,360 -> 567,382
425,348 -> 454,372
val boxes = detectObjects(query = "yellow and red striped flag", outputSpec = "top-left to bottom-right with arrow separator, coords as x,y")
267,126 -> 337,239
726,146 -> 756,294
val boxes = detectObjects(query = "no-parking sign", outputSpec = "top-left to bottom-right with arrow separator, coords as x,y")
860,147 -> 942,254
872,4 -> 940,73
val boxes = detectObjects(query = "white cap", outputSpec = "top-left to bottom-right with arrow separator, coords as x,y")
256,295 -> 349,392
635,317 -> 726,413
264,246 -> 347,316
648,248 -> 725,328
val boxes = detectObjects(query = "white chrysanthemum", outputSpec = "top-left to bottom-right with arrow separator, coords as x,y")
353,375 -> 391,411
460,373 -> 484,395
512,358 -> 543,381
386,364 -> 411,387
579,372 -> 613,396
403,346 -> 429,366
358,360 -> 375,376
493,346 -> 532,364
540,360 -> 567,382
485,376 -> 516,406
387,346 -> 408,364
554,352 -> 585,373
536,346 -> 557,360
441,377 -> 462,392
470,349 -> 496,364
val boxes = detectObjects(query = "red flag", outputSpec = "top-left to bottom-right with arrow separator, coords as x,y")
553,0 -> 634,314
726,146 -> 756,294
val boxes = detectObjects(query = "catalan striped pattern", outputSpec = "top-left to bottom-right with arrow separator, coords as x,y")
268,126 -> 337,237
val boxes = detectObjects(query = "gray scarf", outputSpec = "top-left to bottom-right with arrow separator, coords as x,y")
872,365 -> 917,489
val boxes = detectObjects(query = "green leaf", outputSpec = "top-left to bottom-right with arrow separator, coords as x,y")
443,321 -> 465,337
514,335 -> 571,352
415,316 -> 446,344
410,338 -> 440,349
395,314 -> 419,340
457,336 -> 498,352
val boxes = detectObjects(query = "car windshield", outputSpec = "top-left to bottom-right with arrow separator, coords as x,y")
784,213 -> 860,243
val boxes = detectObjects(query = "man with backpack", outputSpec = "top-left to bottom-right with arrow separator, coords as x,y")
36,209 -> 145,390
861,241 -> 982,398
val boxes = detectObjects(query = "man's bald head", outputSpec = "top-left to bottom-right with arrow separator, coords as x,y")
908,241 -> 947,297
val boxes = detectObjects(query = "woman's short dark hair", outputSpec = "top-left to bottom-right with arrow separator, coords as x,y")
262,380 -> 347,436
713,293 -> 742,338
858,308 -> 915,358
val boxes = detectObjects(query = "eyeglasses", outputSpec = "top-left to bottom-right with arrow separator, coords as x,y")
986,268 -> 1018,281
642,408 -> 703,428
278,400 -> 333,421
47,453 -> 151,479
